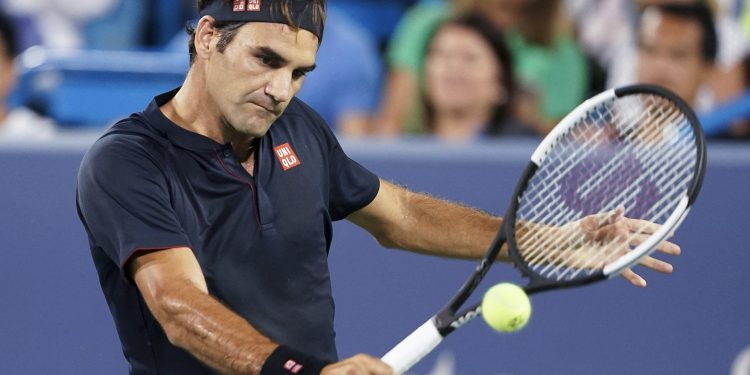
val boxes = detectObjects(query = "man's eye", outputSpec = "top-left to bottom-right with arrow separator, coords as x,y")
292,71 -> 308,80
259,55 -> 280,67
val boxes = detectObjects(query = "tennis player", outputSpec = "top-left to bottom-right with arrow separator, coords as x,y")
76,1 -> 679,374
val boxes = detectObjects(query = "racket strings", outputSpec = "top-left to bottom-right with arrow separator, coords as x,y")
514,94 -> 697,281
536,100 -> 694,278
573,105 -> 683,201
527,148 -> 664,275
516,99 -> 662,222
537,102 -> 694,278
517,101 -> 676,253
516,102 -> 684,234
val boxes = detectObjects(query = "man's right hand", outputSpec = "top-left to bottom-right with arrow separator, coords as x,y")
322,354 -> 395,375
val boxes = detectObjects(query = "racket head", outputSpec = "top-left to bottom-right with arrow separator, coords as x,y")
381,85 -> 706,374
505,84 -> 706,292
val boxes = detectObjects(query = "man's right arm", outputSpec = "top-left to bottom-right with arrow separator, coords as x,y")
129,247 -> 276,375
129,247 -> 394,375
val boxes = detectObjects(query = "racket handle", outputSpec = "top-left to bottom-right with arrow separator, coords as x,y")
381,318 -> 444,374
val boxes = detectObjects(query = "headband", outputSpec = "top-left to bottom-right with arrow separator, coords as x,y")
199,0 -> 323,40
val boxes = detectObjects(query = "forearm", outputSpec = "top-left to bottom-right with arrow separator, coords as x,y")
350,180 -> 506,261
133,256 -> 277,374
137,275 -> 275,375
393,190 -> 504,260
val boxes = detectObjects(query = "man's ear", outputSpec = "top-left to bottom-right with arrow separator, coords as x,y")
194,16 -> 219,62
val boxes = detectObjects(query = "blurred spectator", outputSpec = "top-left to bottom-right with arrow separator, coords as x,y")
636,3 -> 717,108
635,2 -> 750,139
700,52 -> 750,139
84,0 -> 147,50
602,0 -> 749,114
743,3 -> 750,39
376,0 -> 528,136
295,6 -> 383,137
375,0 -> 453,136
1,0 -> 118,49
565,0 -> 634,78
422,13 -> 530,142
507,0 -> 589,134
696,0 -> 749,111
731,55 -> 750,138
0,12 -> 55,141
5,15 -> 41,52
327,0 -> 418,48
728,55 -> 750,138
375,0 -> 587,136
85,0 -> 195,50
141,0 -> 197,48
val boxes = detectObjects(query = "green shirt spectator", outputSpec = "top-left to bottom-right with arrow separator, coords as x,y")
506,29 -> 589,124
383,3 -> 449,133
387,3 -> 448,73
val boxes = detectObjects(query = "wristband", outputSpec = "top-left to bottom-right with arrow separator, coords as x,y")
260,345 -> 331,375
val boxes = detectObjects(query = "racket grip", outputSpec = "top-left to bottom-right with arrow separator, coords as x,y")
381,318 -> 443,374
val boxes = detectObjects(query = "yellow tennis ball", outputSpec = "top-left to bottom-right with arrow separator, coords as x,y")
481,283 -> 531,333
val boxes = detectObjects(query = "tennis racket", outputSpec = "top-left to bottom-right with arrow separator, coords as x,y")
381,84 -> 707,374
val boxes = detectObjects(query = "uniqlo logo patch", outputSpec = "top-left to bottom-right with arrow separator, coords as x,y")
274,143 -> 301,171
248,0 -> 261,11
232,0 -> 245,11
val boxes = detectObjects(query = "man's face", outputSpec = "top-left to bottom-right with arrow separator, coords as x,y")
202,22 -> 318,137
637,10 -> 710,106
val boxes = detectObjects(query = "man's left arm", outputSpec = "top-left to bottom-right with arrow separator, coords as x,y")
347,179 -> 506,261
348,179 -> 680,287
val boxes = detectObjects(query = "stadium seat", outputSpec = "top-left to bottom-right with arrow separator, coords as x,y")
14,47 -> 188,127
328,0 -> 418,45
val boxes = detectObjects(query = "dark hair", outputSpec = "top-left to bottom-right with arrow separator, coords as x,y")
518,0 -> 560,46
423,13 -> 516,135
641,2 -> 718,63
0,11 -> 17,60
188,0 -> 326,65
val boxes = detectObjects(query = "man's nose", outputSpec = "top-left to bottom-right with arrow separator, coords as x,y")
264,70 -> 293,103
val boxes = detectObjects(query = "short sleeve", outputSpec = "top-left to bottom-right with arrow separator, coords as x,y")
76,134 -> 191,269
286,99 -> 380,220
326,137 -> 380,221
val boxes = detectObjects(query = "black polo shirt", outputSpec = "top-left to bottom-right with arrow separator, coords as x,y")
76,89 -> 380,374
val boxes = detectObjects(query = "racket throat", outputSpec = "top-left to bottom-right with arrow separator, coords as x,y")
436,305 -> 482,336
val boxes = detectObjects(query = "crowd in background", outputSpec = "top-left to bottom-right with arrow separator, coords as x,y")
0,0 -> 748,142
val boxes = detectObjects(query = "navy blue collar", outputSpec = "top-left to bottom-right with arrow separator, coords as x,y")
144,88 -> 232,153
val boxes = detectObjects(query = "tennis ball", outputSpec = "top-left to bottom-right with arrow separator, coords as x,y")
481,283 -> 531,333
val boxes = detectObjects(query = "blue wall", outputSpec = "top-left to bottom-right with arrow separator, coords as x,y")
1,139 -> 748,374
